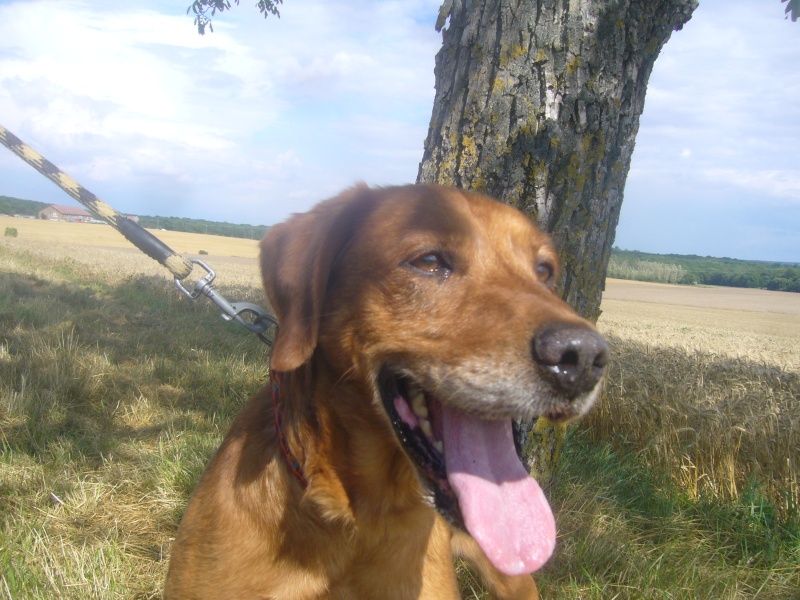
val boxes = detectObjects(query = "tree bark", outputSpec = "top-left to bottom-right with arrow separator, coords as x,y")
418,0 -> 698,486
418,0 -> 697,321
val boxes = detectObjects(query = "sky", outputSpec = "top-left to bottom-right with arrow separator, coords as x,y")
0,0 -> 798,263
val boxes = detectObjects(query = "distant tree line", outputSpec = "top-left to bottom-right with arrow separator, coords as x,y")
609,249 -> 800,292
136,215 -> 269,240
1,196 -> 269,240
0,196 -> 49,216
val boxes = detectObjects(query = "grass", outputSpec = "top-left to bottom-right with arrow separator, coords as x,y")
535,430 -> 799,598
1,232 -> 799,598
583,337 -> 799,508
1,238 -> 267,599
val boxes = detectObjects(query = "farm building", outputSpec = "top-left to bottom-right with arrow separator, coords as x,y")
38,204 -> 139,224
39,204 -> 93,222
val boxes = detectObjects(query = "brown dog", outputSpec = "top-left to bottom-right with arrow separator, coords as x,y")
164,184 -> 608,599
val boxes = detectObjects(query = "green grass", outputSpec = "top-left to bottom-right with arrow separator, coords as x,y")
1,239 -> 798,598
535,431 -> 800,598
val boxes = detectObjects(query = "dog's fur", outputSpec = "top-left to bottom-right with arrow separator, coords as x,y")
164,184 -> 608,599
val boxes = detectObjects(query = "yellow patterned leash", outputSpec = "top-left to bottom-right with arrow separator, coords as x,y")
0,124 -> 194,279
0,124 -> 277,344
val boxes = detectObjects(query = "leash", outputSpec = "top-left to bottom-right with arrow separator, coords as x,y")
0,124 -> 278,345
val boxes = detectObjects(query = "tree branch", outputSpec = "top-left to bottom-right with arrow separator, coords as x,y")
783,0 -> 799,22
186,0 -> 283,35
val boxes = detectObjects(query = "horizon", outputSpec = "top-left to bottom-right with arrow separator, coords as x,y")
5,193 -> 799,267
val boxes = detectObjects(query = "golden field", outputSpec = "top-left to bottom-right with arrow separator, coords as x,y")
594,277 -> 799,507
600,278 -> 800,371
5,216 -> 797,502
0,215 -> 260,259
0,215 -> 261,288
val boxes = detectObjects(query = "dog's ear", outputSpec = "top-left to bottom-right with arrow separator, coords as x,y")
260,184 -> 375,371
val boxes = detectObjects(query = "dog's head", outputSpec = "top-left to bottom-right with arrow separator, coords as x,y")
261,184 -> 608,575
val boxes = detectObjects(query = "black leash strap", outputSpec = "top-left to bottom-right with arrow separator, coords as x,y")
1,124 -> 276,345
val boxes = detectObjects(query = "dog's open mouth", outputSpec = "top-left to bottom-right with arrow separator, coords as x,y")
379,369 -> 556,576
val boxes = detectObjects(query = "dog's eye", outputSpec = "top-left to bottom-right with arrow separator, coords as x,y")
536,260 -> 555,285
409,252 -> 451,275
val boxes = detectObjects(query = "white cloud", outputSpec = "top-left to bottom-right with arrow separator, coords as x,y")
0,0 -> 441,223
637,2 -> 800,155
702,168 -> 800,202
0,1 -> 278,180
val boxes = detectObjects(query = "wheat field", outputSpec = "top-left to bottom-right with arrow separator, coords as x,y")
1,219 -> 798,598
600,279 -> 800,370
0,216 -> 260,259
595,278 -> 799,501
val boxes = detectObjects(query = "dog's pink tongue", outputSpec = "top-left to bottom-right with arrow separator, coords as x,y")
442,407 -> 556,575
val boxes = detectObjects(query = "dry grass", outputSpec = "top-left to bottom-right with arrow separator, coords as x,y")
1,229 -> 799,598
1,232 -> 266,599
595,279 -> 800,508
0,225 -> 263,300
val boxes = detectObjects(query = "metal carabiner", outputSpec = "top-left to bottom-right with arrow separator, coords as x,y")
175,258 -> 277,346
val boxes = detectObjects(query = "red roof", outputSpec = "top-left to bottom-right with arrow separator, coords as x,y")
48,204 -> 91,217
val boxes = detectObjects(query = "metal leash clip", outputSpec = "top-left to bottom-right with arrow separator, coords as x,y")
175,258 -> 278,346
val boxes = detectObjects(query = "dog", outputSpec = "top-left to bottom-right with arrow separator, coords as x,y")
164,184 -> 609,599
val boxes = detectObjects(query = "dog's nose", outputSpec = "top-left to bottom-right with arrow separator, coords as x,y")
532,324 -> 610,397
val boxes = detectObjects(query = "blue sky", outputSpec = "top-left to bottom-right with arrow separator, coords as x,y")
0,0 -> 798,262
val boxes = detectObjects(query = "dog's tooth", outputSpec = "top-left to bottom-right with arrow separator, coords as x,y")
411,392 -> 428,418
420,419 -> 433,438
433,441 -> 444,453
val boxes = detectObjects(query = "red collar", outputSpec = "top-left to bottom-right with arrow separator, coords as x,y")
270,369 -> 307,487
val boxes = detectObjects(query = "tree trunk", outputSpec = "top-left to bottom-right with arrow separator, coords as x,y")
417,0 -> 697,485
419,0 -> 697,321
